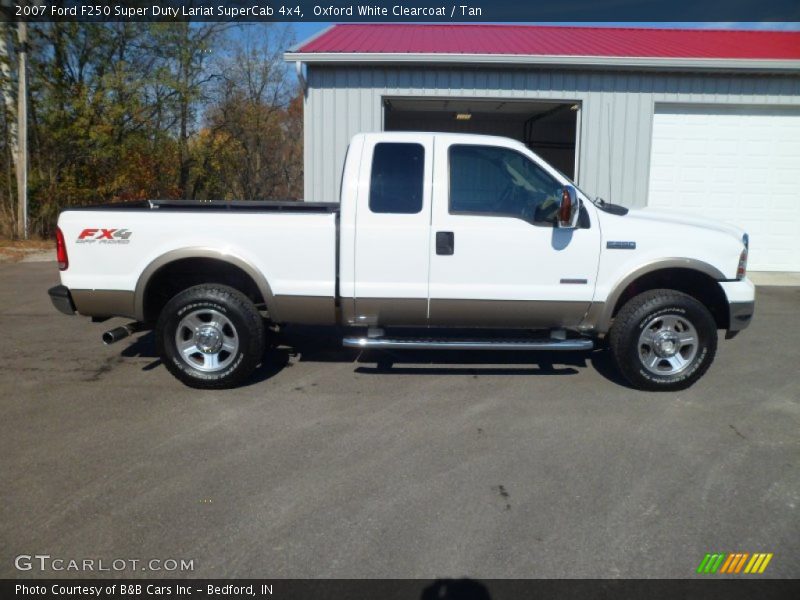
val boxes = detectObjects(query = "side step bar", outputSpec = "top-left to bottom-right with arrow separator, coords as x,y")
343,337 -> 593,351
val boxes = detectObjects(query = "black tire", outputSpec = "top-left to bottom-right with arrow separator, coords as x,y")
156,284 -> 265,389
609,289 -> 717,391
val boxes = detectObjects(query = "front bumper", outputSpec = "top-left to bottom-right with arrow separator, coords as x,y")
728,301 -> 755,336
48,285 -> 75,315
719,278 -> 756,335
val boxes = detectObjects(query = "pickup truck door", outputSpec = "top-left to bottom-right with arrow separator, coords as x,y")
428,139 -> 601,328
350,135 -> 434,326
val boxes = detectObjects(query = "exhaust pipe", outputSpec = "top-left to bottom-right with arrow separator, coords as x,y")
102,322 -> 140,345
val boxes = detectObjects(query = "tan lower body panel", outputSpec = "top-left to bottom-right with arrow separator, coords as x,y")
342,297 -> 591,329
581,302 -> 608,333
71,290 -> 136,319
342,297 -> 429,327
74,290 -> 593,330
429,299 -> 591,329
272,295 -> 336,325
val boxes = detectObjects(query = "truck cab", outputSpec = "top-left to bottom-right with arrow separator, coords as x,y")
339,132 -> 600,329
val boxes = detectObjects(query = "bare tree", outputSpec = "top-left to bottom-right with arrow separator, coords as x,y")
150,22 -> 226,198
203,24 -> 300,200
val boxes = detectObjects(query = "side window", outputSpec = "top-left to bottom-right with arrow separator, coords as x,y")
369,143 -> 424,214
449,145 -> 562,225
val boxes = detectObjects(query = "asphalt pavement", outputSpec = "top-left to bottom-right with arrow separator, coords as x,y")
1,261 -> 798,578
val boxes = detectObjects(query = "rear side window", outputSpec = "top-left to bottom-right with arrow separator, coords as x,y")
369,143 -> 424,214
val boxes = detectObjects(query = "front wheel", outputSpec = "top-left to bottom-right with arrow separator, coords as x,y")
156,284 -> 265,389
609,289 -> 717,391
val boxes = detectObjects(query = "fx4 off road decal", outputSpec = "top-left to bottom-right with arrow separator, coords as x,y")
76,228 -> 132,245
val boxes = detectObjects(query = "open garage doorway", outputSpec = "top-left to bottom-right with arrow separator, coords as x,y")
384,97 -> 580,179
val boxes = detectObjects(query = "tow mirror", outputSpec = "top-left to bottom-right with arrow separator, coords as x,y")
558,185 -> 581,229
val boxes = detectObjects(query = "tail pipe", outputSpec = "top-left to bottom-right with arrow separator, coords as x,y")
102,322 -> 141,345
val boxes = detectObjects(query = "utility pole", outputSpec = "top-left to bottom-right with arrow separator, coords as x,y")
0,0 -> 28,239
0,0 -> 20,236
16,18 -> 27,239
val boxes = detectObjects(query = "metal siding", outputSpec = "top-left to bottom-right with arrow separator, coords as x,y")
297,24 -> 800,61
303,65 -> 800,207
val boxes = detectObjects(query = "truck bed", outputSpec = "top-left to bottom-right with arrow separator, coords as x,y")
57,201 -> 339,322
64,199 -> 339,213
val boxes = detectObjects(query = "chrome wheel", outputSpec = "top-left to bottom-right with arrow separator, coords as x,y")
174,309 -> 239,372
637,314 -> 698,376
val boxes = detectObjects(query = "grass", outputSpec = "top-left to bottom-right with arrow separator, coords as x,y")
0,238 -> 53,262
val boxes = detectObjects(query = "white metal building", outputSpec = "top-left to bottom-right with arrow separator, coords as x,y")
286,24 -> 800,271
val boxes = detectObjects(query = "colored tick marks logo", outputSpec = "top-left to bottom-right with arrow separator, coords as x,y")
76,228 -> 132,244
696,552 -> 773,575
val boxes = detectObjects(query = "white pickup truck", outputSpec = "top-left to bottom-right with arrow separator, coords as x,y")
49,132 -> 754,391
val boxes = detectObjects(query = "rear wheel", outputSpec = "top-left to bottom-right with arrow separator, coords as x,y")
156,284 -> 264,389
609,289 -> 717,391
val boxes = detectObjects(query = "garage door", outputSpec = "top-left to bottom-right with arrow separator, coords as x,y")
648,104 -> 800,272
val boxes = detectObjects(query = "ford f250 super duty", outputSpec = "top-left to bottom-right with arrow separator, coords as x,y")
48,132 -> 755,391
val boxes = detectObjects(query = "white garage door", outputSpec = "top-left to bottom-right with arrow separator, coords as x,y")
648,104 -> 800,271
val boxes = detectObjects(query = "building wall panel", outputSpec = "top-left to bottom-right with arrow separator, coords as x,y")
304,65 -> 800,207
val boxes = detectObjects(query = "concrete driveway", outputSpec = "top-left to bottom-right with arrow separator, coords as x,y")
1,261 -> 798,578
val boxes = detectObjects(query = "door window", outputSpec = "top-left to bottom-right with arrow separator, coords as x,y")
449,144 -> 562,225
369,143 -> 424,214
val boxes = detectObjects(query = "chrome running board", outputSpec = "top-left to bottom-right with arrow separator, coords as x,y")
342,336 -> 593,351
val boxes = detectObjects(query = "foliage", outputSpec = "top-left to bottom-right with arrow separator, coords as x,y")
0,23 -> 302,238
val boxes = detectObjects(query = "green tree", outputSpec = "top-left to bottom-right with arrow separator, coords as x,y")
0,22 -> 303,237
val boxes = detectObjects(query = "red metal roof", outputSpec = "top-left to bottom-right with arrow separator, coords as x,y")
296,24 -> 800,61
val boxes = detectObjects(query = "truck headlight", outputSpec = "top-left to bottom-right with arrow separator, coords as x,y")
737,234 -> 749,280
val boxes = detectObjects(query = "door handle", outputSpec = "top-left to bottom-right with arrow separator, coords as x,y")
436,231 -> 454,255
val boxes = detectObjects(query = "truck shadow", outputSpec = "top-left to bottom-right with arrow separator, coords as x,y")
274,325 -> 632,388
119,326 -> 631,389
421,579 -> 492,600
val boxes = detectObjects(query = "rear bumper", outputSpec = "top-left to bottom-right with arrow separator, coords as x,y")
719,278 -> 756,335
48,285 -> 75,315
49,286 -> 136,319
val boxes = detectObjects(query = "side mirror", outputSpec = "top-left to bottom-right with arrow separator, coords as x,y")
558,185 -> 581,228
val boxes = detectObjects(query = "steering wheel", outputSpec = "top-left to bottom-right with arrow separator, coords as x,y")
496,183 -> 514,212
533,194 -> 559,224
520,196 -> 538,222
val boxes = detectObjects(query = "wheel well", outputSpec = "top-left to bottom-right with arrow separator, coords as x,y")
142,258 -> 265,324
612,268 -> 729,329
